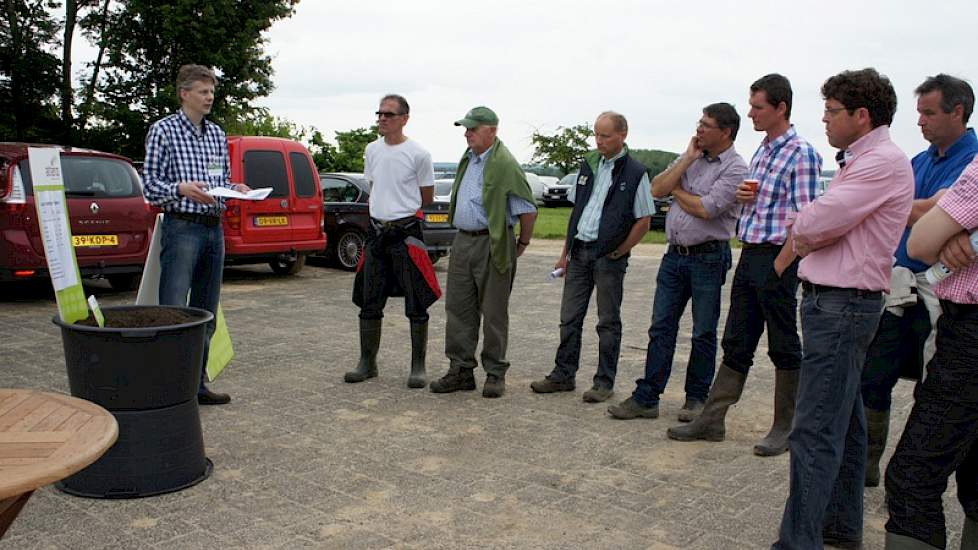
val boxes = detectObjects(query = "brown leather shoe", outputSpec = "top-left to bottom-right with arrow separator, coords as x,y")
197,388 -> 231,405
607,397 -> 659,420
429,368 -> 476,393
530,377 -> 575,393
582,385 -> 613,403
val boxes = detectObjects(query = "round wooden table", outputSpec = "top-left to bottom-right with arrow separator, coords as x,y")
0,389 -> 118,539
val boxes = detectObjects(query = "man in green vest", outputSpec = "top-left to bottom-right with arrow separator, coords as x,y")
429,106 -> 538,398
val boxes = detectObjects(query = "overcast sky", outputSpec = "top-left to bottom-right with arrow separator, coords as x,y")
251,0 -> 974,167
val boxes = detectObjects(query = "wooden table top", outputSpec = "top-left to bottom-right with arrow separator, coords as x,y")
0,389 -> 118,500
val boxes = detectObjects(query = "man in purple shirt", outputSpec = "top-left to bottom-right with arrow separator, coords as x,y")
772,68 -> 914,550
668,74 -> 822,455
608,103 -> 746,420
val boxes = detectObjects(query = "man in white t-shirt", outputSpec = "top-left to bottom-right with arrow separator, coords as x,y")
347,94 -> 438,389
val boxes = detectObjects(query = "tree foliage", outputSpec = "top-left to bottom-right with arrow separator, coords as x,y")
0,0 -> 64,141
223,107 -> 306,141
629,148 -> 679,177
530,124 -> 593,175
309,126 -> 378,173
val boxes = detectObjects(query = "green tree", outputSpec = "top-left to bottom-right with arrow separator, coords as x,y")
629,148 -> 680,178
310,126 -> 378,173
530,124 -> 593,174
0,0 -> 63,141
80,0 -> 299,158
222,106 -> 305,140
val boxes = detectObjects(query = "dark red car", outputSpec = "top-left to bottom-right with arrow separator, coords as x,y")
0,143 -> 155,289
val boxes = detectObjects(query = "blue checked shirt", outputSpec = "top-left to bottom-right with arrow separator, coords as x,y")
568,147 -> 654,241
143,110 -> 233,215
452,148 -> 536,231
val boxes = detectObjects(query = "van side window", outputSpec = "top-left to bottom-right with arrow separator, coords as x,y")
243,151 -> 289,198
289,152 -> 317,198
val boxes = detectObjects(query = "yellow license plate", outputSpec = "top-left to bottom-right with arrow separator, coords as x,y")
72,235 -> 118,247
255,216 -> 288,227
425,213 -> 449,223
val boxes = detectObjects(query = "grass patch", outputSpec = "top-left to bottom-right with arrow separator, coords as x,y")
531,206 -> 668,244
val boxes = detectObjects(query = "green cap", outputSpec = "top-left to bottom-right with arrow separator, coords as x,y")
454,106 -> 499,129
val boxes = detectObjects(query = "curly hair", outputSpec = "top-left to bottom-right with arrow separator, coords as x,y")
821,68 -> 897,128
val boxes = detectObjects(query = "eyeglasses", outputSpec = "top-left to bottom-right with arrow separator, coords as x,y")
697,120 -> 720,130
376,111 -> 404,119
823,107 -> 851,116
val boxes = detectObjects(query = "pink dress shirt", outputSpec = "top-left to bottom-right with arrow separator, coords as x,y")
792,126 -> 914,292
935,157 -> 978,304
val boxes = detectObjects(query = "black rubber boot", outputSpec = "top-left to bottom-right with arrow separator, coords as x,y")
864,407 -> 890,487
344,318 -> 381,383
668,364 -> 746,442
754,368 -> 799,457
407,322 -> 427,389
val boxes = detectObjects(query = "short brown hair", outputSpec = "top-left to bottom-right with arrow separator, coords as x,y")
597,111 -> 628,133
176,64 -> 217,94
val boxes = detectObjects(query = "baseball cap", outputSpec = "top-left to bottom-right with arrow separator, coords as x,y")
454,106 -> 499,129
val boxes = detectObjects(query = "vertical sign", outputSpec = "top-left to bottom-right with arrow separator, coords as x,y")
28,148 -> 88,323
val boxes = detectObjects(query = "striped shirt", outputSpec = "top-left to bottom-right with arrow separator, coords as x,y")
738,126 -> 822,245
143,110 -> 233,215
935,157 -> 978,304
452,149 -> 536,232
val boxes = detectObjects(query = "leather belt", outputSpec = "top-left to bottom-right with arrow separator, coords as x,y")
802,281 -> 882,299
167,211 -> 221,227
940,300 -> 978,319
668,240 -> 725,256
458,228 -> 490,236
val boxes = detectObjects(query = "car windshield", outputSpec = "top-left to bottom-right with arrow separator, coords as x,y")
18,156 -> 139,198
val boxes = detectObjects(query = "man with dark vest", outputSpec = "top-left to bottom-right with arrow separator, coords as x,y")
609,103 -> 747,420
530,111 -> 654,403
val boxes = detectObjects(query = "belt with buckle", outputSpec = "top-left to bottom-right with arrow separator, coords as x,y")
167,211 -> 221,227
801,281 -> 882,299
668,240 -> 725,256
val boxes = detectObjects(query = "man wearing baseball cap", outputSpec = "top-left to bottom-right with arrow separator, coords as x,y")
429,106 -> 537,398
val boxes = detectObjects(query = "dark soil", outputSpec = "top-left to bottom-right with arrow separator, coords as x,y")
75,307 -> 200,328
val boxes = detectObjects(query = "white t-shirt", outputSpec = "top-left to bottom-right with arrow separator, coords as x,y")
364,138 -> 434,221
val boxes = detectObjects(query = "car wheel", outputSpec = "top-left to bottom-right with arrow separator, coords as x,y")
107,273 -> 141,291
269,253 -> 307,276
334,229 -> 365,271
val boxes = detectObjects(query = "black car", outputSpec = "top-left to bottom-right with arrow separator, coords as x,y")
651,195 -> 671,230
317,173 -> 456,270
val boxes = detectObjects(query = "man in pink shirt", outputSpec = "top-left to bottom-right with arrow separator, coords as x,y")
885,157 -> 978,549
772,68 -> 914,549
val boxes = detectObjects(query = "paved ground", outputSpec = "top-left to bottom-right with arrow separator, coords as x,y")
0,241 -> 963,549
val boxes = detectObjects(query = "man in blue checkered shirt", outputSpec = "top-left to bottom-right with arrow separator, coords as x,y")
143,64 -> 250,406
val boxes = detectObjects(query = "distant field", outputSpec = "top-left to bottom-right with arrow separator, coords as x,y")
530,206 -> 668,244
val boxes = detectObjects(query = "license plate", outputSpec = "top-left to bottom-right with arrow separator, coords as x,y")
255,216 -> 288,227
660,206 -> 670,212
72,235 -> 118,247
425,213 -> 449,223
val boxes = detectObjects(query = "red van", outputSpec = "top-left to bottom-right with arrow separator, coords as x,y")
224,136 -> 326,274
0,143 -> 155,289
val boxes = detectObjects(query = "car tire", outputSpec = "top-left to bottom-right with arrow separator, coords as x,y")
269,253 -> 306,276
107,273 -> 141,291
334,229 -> 365,271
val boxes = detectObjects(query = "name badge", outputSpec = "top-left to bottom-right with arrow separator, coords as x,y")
577,176 -> 587,186
207,157 -> 223,178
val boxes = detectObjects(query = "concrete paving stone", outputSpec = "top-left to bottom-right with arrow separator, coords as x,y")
0,243 -> 965,549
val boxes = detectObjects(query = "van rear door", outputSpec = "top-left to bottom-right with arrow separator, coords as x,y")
286,146 -> 322,244
238,145 -> 293,243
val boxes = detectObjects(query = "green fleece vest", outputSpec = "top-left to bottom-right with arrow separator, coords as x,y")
448,139 -> 535,273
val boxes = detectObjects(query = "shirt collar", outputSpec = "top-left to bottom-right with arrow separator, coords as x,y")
176,109 -> 208,137
928,127 -> 977,160
469,142 -> 494,164
762,125 -> 798,151
845,125 -> 890,161
704,143 -> 737,164
599,145 -> 627,168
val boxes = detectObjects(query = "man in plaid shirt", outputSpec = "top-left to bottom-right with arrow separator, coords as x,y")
887,156 -> 978,549
668,74 -> 821,455
143,64 -> 250,406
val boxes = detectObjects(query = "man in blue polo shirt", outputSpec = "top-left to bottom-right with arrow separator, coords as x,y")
860,73 -> 978,488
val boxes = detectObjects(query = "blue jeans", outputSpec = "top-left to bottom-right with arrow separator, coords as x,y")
158,216 -> 224,393
773,287 -> 883,549
632,245 -> 731,406
550,240 -> 628,389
